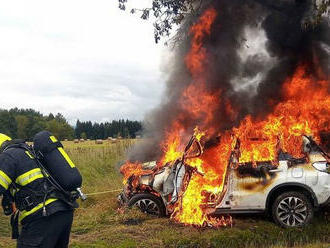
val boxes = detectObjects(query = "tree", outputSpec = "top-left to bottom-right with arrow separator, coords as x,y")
0,108 -> 74,140
80,132 -> 87,140
0,110 -> 17,138
30,120 -> 47,138
75,120 -> 82,139
123,127 -> 130,138
46,119 -> 74,140
119,0 -> 329,43
118,0 -> 209,43
55,113 -> 67,123
46,113 -> 55,121
15,115 -> 29,140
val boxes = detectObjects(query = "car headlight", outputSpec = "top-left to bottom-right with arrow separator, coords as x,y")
312,162 -> 329,173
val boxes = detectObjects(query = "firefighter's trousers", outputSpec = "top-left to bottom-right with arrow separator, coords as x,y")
17,210 -> 74,248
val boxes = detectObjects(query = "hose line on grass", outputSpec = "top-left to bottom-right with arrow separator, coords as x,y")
85,189 -> 122,196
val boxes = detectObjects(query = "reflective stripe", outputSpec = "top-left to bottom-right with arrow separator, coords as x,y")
19,198 -> 57,222
58,148 -> 75,168
0,170 -> 12,190
15,168 -> 44,186
50,136 -> 57,142
25,151 -> 34,159
50,135 -> 75,168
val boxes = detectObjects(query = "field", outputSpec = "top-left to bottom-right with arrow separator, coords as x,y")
0,140 -> 329,248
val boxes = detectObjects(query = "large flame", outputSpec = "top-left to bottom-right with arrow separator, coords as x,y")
120,7 -> 330,227
234,65 -> 330,164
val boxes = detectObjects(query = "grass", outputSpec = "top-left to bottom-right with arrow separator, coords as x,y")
0,140 -> 329,248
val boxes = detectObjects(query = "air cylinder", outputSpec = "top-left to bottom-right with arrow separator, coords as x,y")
33,131 -> 82,191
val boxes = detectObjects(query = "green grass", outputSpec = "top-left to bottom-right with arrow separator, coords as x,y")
0,140 -> 329,248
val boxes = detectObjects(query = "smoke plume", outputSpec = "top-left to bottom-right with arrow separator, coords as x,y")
128,0 -> 330,161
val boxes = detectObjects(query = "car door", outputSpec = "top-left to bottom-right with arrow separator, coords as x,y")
228,164 -> 266,209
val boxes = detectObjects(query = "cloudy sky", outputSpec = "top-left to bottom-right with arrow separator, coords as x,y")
0,0 -> 167,124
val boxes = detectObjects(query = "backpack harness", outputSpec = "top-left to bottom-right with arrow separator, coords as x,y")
2,141 -> 78,239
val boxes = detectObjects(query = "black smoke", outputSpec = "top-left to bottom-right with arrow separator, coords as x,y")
128,0 -> 329,162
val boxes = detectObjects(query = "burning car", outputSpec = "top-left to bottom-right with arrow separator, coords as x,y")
116,0 -> 330,229
119,133 -> 330,228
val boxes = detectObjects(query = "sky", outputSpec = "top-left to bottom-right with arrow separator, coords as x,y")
0,0 -> 167,125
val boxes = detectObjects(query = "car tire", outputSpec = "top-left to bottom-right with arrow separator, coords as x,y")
272,191 -> 313,228
128,193 -> 166,217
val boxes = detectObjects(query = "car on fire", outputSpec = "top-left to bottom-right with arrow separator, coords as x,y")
118,135 -> 330,228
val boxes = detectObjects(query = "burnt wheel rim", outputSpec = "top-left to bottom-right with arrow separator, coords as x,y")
134,199 -> 160,216
277,196 -> 308,227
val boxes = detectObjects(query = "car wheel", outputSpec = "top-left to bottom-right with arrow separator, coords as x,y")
272,191 -> 313,228
128,193 -> 166,217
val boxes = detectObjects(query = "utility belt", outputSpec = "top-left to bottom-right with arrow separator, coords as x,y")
15,188 -> 47,212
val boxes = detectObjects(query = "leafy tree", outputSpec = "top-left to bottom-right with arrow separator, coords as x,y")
80,132 -> 87,140
15,115 -> 29,140
55,113 -> 66,123
0,108 -> 74,140
119,0 -> 330,43
0,110 -> 17,138
46,113 -> 55,121
46,119 -> 74,140
30,120 -> 47,138
118,0 -> 209,43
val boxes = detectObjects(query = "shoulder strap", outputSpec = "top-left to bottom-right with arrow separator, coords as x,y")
1,139 -> 26,153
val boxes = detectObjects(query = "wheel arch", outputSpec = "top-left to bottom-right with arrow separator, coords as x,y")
266,183 -> 318,213
128,192 -> 167,217
130,190 -> 166,206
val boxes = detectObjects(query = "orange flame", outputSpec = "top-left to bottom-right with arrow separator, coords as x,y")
120,161 -> 152,186
170,8 -> 233,226
234,65 -> 330,163
185,8 -> 217,76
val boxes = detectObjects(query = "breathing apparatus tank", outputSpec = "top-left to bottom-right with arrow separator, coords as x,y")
33,131 -> 86,200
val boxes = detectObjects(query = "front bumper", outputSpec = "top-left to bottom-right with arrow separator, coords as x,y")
117,191 -> 129,205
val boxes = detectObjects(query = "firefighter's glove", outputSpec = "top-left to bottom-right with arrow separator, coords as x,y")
2,194 -> 14,216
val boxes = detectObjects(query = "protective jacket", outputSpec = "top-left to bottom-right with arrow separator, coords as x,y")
0,140 -> 72,227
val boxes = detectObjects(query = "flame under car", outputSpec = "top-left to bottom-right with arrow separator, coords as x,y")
119,135 -> 330,228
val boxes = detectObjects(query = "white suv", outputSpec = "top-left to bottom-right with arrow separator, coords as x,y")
119,135 -> 330,227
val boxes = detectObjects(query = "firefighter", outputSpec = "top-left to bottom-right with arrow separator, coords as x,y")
0,133 -> 74,248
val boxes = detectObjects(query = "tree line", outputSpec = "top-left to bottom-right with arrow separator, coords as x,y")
0,108 -> 142,141
75,119 -> 142,139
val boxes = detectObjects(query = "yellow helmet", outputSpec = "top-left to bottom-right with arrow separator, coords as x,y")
0,133 -> 12,148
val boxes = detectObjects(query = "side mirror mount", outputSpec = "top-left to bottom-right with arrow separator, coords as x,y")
312,162 -> 329,173
302,135 -> 312,154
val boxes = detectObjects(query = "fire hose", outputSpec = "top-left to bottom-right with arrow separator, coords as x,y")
85,189 -> 123,196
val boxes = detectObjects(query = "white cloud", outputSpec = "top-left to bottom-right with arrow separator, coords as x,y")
0,0 -> 167,124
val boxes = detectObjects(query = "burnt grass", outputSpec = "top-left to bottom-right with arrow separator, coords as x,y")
0,140 -> 329,248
